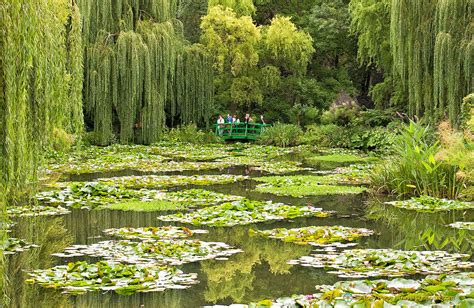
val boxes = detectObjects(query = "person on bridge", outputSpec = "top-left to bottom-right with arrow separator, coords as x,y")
260,115 -> 265,124
226,114 -> 233,123
217,115 -> 224,135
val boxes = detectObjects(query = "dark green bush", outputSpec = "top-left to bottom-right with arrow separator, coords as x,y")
163,124 -> 221,144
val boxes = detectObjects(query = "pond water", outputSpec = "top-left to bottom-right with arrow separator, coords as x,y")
3,154 -> 473,307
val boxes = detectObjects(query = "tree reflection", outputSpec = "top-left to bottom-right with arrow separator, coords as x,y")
365,199 -> 473,254
201,225 -> 311,303
3,216 -> 73,308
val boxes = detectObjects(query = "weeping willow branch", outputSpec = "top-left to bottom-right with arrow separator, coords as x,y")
0,0 -> 84,204
80,0 -> 214,144
391,0 -> 473,126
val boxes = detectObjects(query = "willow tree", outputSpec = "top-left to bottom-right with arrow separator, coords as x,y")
390,0 -> 473,125
0,0 -> 83,203
78,0 -> 213,144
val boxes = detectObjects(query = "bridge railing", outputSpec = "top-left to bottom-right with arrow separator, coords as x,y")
212,123 -> 270,140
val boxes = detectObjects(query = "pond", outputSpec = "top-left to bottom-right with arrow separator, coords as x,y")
3,144 -> 473,307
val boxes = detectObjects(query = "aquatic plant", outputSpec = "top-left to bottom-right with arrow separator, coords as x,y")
37,182 -> 160,210
103,226 -> 208,240
305,152 -> 378,164
221,272 -> 474,307
385,196 -> 474,212
254,175 -> 367,197
370,122 -> 467,198
53,239 -> 241,265
161,189 -> 243,205
157,199 -> 332,227
290,249 -> 473,278
448,222 -> 474,231
7,205 -> 70,217
3,238 -> 39,255
250,226 -> 374,247
26,261 -> 198,295
98,175 -> 249,190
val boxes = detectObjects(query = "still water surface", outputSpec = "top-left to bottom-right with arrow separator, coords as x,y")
4,165 -> 473,307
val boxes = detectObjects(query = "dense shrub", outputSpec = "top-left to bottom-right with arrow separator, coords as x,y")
370,121 -> 469,199
300,124 -> 396,151
258,123 -> 303,147
321,102 -> 360,126
163,124 -> 221,144
51,128 -> 75,152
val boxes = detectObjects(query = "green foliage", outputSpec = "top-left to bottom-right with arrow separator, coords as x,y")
262,16 -> 314,76
385,196 -> 473,213
1,1 -> 84,204
257,123 -> 303,147
106,200 -> 184,212
81,0 -> 213,145
391,0 -> 472,125
208,0 -> 256,16
370,122 -> 466,198
163,124 -> 221,144
51,128 -> 75,153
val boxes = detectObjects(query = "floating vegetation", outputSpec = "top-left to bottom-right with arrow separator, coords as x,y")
36,182 -> 160,210
222,272 -> 474,307
161,189 -> 243,205
7,205 -> 70,217
254,175 -> 367,197
385,196 -> 474,212
306,152 -> 378,164
290,249 -> 473,278
53,240 -> 241,265
26,261 -> 198,295
103,226 -> 208,240
3,238 -> 39,255
99,175 -> 249,190
249,226 -> 374,247
158,199 -> 332,227
105,200 -> 185,212
448,222 -> 474,231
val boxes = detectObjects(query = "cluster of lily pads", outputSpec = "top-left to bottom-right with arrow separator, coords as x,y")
53,239 -> 242,265
254,175 -> 367,197
448,222 -> 474,231
218,272 -> 474,307
36,182 -> 160,210
98,174 -> 249,190
25,261 -> 198,295
7,204 -> 70,217
159,189 -> 243,205
103,226 -> 208,240
290,249 -> 473,278
157,199 -> 332,227
3,237 -> 39,255
385,196 -> 474,212
249,226 -> 374,247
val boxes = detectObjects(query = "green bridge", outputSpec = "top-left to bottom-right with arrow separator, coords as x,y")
213,123 -> 270,141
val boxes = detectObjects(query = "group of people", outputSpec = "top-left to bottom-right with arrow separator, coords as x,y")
217,113 -> 265,125
216,113 -> 266,136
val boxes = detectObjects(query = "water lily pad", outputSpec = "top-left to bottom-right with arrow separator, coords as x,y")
385,196 -> 474,212
249,226 -> 374,247
3,238 -> 39,255
98,175 -> 249,190
161,189 -> 243,205
7,205 -> 70,217
36,182 -> 160,210
103,226 -> 208,240
448,222 -> 474,231
290,249 -> 473,278
26,261 -> 198,295
253,175 -> 367,197
213,272 -> 474,307
157,199 -> 332,227
53,239 -> 241,265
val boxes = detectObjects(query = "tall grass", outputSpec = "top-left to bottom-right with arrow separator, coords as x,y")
370,121 -> 468,199
257,123 -> 303,147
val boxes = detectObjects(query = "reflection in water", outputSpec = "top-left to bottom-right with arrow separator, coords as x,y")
200,226 -> 311,303
3,217 -> 72,308
366,199 -> 473,254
